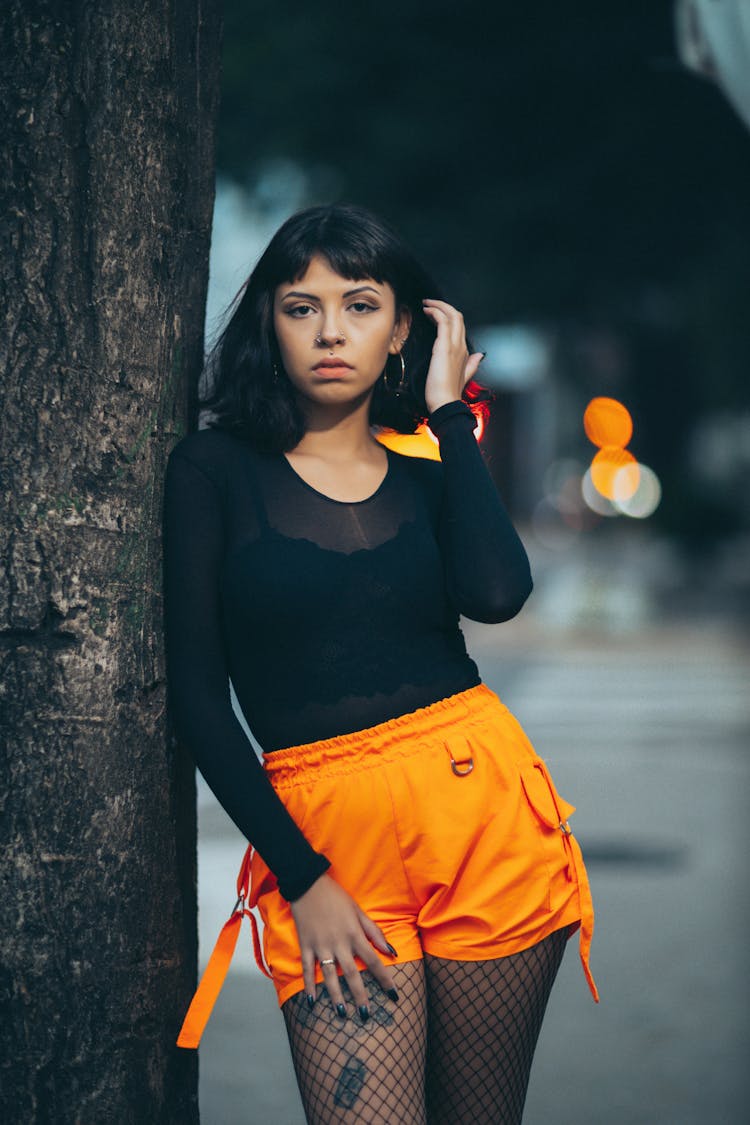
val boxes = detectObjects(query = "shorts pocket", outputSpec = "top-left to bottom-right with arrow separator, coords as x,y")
518,759 -> 577,910
520,759 -> 576,834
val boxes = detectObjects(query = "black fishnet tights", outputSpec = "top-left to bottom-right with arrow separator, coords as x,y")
281,927 -> 567,1124
424,927 -> 568,1124
282,960 -> 428,1124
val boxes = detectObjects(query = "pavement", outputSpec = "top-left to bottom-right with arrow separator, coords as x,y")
195,609 -> 750,1124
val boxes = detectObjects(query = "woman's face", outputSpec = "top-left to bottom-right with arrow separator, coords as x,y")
273,255 -> 410,411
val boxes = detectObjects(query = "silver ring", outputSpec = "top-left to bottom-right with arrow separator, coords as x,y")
320,958 -> 336,966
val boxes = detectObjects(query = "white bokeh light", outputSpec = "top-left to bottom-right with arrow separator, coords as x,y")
581,468 -> 618,516
613,463 -> 662,519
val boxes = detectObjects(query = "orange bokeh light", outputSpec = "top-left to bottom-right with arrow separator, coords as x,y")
469,410 -> 486,443
590,446 -> 640,501
377,425 -> 441,460
377,410 -> 485,460
584,397 -> 633,449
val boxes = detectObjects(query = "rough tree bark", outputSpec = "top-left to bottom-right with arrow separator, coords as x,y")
0,2 -> 222,1121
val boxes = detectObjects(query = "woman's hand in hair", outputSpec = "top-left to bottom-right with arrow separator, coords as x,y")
290,872 -> 398,1017
422,298 -> 484,414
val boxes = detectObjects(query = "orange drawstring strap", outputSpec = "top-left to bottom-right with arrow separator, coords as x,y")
530,756 -> 600,1004
176,845 -> 272,1049
565,831 -> 600,1003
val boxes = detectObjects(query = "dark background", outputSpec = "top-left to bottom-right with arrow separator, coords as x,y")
196,10 -> 750,1122
215,0 -> 750,561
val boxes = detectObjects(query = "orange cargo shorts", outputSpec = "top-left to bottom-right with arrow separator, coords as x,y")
249,682 -> 599,1008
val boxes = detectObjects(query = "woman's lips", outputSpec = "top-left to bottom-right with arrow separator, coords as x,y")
313,360 -> 353,377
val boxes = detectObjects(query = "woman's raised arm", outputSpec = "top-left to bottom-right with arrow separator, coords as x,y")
429,400 -> 534,624
419,298 -> 533,623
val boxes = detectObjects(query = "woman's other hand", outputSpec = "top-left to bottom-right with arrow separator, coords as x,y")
421,298 -> 484,415
290,873 -> 398,1019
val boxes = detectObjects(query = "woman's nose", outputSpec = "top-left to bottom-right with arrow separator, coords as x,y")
316,313 -> 346,346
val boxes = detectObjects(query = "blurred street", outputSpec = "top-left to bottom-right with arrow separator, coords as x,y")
194,10 -> 750,1116
196,603 -> 750,1124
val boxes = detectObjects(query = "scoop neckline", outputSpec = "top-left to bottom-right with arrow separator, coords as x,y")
280,446 -> 393,506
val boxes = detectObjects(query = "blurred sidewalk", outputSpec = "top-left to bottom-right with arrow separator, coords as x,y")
196,609 -> 750,1124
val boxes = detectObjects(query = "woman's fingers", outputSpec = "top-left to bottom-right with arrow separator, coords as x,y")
357,910 -> 397,959
422,298 -> 484,412
423,298 -> 465,346
422,297 -> 463,323
301,948 -> 317,1007
290,874 -> 399,1019
310,928 -> 398,1019
355,913 -> 399,999
422,301 -> 457,346
354,936 -> 399,1002
337,953 -> 375,1019
314,949 -> 391,1021
319,957 -> 350,1019
422,299 -> 472,361
465,351 -> 485,383
340,934 -> 397,1018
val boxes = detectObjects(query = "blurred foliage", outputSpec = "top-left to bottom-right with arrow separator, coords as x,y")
218,0 -> 750,539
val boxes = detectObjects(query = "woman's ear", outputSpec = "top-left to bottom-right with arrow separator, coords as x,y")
389,307 -> 412,354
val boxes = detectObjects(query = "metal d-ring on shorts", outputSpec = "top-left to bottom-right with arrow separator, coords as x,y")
248,682 -> 599,1009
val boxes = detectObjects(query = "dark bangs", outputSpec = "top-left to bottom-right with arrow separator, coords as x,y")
252,204 -> 430,313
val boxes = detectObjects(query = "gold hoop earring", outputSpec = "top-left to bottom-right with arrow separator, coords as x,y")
384,351 -> 408,396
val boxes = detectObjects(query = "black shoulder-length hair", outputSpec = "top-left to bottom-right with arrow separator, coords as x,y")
200,202 -> 487,452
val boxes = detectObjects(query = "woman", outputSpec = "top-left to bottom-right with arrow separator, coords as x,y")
163,203 -> 598,1124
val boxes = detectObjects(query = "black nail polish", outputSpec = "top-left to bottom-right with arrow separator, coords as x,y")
386,988 -> 399,1003
306,994 -> 315,1009
386,943 -> 399,957
358,1005 -> 370,1022
336,1003 -> 347,1019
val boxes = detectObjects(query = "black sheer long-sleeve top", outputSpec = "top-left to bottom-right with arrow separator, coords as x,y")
162,400 -> 533,901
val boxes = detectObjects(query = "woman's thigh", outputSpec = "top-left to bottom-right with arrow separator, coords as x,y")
424,928 -> 568,1125
282,960 -> 428,1125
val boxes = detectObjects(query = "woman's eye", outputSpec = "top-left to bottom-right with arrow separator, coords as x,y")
349,301 -> 378,314
286,304 -> 315,317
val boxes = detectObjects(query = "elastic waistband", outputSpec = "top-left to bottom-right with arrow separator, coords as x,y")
263,683 -> 505,788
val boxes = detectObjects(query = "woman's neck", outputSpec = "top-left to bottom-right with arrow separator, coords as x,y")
291,397 -> 382,463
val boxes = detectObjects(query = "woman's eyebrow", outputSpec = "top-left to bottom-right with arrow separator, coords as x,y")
279,284 -> 381,301
343,285 -> 381,297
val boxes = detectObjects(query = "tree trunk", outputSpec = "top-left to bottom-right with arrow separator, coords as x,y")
0,2 -> 221,1121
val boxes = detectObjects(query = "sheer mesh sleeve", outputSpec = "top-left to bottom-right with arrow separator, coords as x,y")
162,448 -> 330,901
428,401 -> 533,623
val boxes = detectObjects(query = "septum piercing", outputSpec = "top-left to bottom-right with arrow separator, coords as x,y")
315,332 -> 346,347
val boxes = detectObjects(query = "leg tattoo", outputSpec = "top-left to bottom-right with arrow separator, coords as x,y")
282,960 -> 427,1124
333,1056 -> 367,1109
